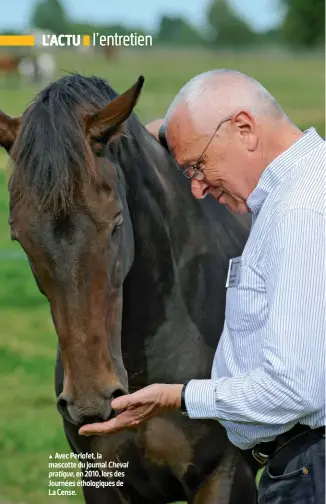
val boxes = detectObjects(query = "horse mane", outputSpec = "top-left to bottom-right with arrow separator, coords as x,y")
10,73 -> 159,214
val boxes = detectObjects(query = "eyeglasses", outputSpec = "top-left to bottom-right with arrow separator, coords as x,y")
181,116 -> 232,180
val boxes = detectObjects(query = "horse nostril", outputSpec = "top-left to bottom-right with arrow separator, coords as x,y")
101,387 -> 127,401
111,388 -> 127,400
57,394 -> 73,415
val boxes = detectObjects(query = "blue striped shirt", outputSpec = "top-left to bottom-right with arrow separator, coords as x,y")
185,127 -> 325,450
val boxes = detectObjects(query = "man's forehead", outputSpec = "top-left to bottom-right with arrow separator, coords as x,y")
165,106 -> 202,165
166,103 -> 192,137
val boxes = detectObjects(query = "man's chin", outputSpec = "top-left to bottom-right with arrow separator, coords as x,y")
227,205 -> 248,214
219,195 -> 248,214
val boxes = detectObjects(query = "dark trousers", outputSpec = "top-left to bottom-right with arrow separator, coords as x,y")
258,429 -> 325,503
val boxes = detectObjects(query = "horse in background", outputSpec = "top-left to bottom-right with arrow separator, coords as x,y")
0,52 -> 56,85
18,52 -> 56,84
102,45 -> 119,61
0,53 -> 24,83
0,74 -> 257,503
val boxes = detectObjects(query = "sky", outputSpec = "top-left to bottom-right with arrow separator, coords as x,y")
0,0 -> 283,33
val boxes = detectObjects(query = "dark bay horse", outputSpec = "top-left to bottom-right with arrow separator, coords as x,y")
0,74 -> 257,503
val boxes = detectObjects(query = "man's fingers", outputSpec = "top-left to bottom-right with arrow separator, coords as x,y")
78,412 -> 136,436
78,420 -> 113,436
111,387 -> 149,410
111,395 -> 132,410
78,385 -> 165,436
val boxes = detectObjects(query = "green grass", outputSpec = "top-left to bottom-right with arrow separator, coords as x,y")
0,48 -> 324,129
0,47 -> 324,503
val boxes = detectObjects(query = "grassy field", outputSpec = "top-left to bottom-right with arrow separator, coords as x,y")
0,48 -> 324,504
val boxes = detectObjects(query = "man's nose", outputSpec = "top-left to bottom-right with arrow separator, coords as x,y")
191,179 -> 209,199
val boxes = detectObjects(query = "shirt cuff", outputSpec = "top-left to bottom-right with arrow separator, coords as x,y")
184,379 -> 218,419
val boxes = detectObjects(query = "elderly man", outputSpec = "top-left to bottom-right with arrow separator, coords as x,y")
80,70 -> 325,503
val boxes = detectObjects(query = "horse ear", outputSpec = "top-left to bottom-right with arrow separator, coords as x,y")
0,111 -> 21,153
85,75 -> 145,148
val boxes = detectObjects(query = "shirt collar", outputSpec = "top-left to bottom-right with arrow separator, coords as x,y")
246,127 -> 324,215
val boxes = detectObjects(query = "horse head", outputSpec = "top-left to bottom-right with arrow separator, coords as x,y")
0,75 -> 144,426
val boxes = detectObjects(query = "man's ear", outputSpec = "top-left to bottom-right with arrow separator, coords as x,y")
0,111 -> 21,153
85,75 -> 144,149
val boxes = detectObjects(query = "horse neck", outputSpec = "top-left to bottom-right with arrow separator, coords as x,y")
117,136 -> 201,379
119,132 -> 202,252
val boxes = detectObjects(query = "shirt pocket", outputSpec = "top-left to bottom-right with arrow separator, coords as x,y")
225,263 -> 267,334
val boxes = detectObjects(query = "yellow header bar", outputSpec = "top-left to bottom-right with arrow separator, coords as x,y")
83,35 -> 90,46
0,35 -> 35,47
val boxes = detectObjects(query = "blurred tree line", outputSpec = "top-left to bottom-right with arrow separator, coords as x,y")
207,0 -> 324,48
4,0 -> 323,49
280,0 -> 324,47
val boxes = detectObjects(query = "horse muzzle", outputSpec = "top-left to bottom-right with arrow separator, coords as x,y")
57,385 -> 127,427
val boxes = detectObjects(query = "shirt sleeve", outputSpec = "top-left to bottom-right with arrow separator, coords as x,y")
184,209 -> 325,425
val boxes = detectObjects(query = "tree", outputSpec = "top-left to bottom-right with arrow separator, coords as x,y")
156,16 -> 206,46
207,0 -> 257,47
31,0 -> 69,35
281,0 -> 325,47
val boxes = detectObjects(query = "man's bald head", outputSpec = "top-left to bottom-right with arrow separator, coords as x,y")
164,69 -> 286,133
157,68 -> 302,214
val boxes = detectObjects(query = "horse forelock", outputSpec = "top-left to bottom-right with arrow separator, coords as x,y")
9,74 -> 126,214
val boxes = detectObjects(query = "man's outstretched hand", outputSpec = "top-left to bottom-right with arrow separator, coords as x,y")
145,118 -> 164,142
78,383 -> 183,436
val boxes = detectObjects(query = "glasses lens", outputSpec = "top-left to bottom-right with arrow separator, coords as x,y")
194,170 -> 204,180
184,167 -> 196,178
182,167 -> 204,180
